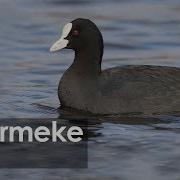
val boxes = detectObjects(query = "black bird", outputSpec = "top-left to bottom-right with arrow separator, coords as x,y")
50,18 -> 180,115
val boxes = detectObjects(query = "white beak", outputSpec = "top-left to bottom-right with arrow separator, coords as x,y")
50,23 -> 72,52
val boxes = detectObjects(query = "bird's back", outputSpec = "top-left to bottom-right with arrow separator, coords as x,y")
97,65 -> 180,114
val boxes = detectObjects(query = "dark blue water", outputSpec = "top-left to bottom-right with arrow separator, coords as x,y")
1,0 -> 180,179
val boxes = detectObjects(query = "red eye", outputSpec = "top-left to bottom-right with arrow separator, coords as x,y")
72,30 -> 79,36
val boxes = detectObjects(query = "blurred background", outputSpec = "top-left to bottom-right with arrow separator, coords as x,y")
1,0 -> 180,179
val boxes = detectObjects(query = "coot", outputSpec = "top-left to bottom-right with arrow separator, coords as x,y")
50,18 -> 180,115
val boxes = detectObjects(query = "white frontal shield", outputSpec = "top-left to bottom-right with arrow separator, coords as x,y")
50,23 -> 72,52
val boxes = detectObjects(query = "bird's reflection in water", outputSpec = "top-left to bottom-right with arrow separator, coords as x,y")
57,106 -> 180,140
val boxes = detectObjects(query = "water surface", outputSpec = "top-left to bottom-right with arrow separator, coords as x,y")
1,0 -> 180,179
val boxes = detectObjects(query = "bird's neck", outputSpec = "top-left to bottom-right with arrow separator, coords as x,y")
71,48 -> 102,77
